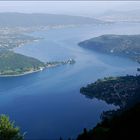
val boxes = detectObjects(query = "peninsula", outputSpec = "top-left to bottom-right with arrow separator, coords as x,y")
80,75 -> 140,108
0,49 -> 75,77
79,34 -> 140,63
0,28 -> 76,77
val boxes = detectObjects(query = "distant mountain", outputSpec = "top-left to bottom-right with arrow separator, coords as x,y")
96,9 -> 140,22
0,13 -> 103,27
79,34 -> 140,63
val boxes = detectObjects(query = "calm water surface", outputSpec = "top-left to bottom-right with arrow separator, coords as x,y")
0,23 -> 140,139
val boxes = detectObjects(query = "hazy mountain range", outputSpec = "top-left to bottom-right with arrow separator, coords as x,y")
0,13 -> 103,27
96,9 -> 140,22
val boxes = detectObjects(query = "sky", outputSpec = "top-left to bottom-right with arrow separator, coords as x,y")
0,1 -> 140,17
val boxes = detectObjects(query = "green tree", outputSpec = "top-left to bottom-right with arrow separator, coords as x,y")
0,114 -> 24,140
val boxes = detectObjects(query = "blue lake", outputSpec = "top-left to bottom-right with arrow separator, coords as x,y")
0,23 -> 140,139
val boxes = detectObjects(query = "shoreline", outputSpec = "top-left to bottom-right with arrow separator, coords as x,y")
0,68 -> 44,77
0,63 -> 65,77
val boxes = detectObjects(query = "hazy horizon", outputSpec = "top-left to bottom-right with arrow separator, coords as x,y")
0,1 -> 140,17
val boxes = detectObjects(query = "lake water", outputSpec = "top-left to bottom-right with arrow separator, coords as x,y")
0,23 -> 140,139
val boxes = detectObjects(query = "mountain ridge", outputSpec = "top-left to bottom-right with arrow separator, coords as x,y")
0,12 -> 104,27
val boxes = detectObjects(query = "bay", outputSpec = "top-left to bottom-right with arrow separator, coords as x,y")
0,23 -> 139,139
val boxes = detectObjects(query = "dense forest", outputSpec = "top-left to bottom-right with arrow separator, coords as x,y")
80,75 -> 140,107
77,75 -> 140,140
77,102 -> 140,140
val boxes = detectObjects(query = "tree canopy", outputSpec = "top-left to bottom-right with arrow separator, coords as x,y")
0,114 -> 24,140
